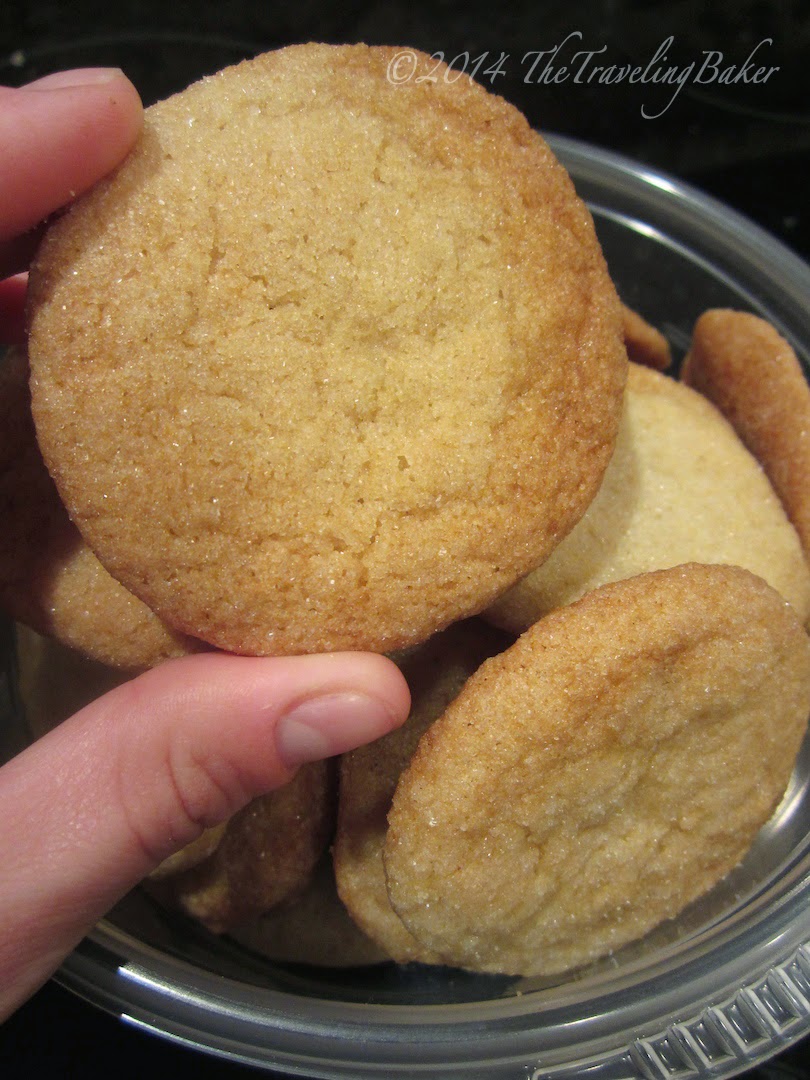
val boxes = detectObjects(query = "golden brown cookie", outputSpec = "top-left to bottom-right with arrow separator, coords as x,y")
27,43 -> 626,657
682,309 -> 810,562
385,564 -> 810,976
157,759 -> 335,932
485,363 -> 810,634
334,618 -> 510,964
231,855 -> 389,968
621,304 -> 671,370
0,349 -> 202,671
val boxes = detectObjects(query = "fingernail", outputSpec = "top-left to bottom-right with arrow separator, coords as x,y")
23,68 -> 125,91
276,692 -> 396,769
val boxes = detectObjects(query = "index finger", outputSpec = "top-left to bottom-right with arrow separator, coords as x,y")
0,68 -> 143,245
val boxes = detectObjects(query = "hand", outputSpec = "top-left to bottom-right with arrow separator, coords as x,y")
0,69 -> 411,1019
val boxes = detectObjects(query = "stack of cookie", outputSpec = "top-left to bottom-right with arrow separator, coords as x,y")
6,44 -> 810,976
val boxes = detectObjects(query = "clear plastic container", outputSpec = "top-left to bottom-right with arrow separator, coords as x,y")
4,134 -> 810,1079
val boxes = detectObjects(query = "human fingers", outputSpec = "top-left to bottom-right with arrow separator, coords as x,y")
0,68 -> 143,252
0,649 -> 410,1018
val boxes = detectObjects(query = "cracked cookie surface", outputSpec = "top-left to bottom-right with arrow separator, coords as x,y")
27,43 -> 626,655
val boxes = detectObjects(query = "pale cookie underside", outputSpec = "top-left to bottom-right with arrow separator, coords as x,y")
485,363 -> 810,634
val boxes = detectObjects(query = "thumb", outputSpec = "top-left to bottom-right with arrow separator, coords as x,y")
0,650 -> 410,1018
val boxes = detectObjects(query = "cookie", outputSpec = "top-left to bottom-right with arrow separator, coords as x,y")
334,618 -> 510,963
621,304 -> 671,370
27,43 -> 626,657
147,824 -> 226,881
682,309 -> 810,562
0,349 -> 203,671
485,363 -> 810,634
231,855 -> 389,968
157,759 -> 335,932
384,564 -> 810,976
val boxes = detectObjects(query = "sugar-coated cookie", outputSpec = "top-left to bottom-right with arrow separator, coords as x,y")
682,309 -> 810,562
385,565 -> 810,976
334,618 -> 510,963
156,760 -> 335,932
485,363 -> 810,633
0,350 -> 203,670
28,43 -> 626,656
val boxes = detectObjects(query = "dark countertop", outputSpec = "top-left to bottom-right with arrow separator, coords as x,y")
2,2 -> 810,1077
